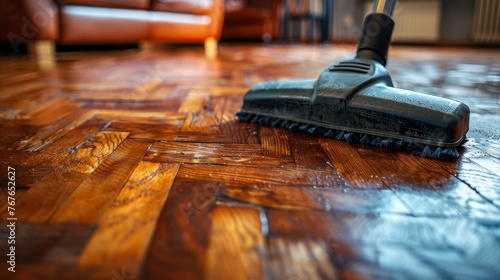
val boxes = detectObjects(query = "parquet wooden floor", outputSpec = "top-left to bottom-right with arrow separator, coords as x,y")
0,44 -> 499,279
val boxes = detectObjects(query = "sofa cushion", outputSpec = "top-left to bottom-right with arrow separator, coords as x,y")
150,0 -> 213,15
64,0 -> 150,10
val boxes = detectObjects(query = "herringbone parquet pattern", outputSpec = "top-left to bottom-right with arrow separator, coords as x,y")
1,44 -> 500,279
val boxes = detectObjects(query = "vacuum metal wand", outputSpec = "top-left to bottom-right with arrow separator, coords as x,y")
356,0 -> 397,65
373,0 -> 397,17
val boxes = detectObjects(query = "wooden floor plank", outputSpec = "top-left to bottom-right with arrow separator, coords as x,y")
0,80 -> 46,100
350,146 -> 483,217
260,127 -> 292,157
49,139 -> 151,224
230,121 -> 261,144
265,238 -> 338,280
266,209 -> 346,239
289,133 -> 332,169
0,121 -> 36,138
394,152 -> 500,222
0,223 -> 95,264
16,96 -> 66,121
205,204 -> 265,280
0,263 -> 114,280
67,84 -> 169,102
335,212 -> 500,275
448,158 -> 500,209
355,146 -> 454,189
3,118 -> 109,187
1,87 -> 57,113
95,110 -> 186,123
222,184 -> 410,214
225,97 -> 261,144
104,116 -> 185,133
176,164 -> 346,188
0,71 -> 38,87
144,141 -> 294,166
19,98 -> 79,126
12,109 -> 97,152
319,139 -> 386,188
0,136 -> 18,150
178,89 -> 226,134
78,161 -> 179,275
10,131 -> 129,222
141,177 -> 218,280
0,188 -> 27,215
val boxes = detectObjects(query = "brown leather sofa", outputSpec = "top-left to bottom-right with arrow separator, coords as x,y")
1,0 -> 224,57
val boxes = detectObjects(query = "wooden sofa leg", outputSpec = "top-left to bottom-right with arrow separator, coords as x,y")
204,37 -> 218,59
29,40 -> 55,69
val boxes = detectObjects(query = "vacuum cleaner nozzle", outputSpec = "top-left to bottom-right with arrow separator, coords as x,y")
236,0 -> 470,161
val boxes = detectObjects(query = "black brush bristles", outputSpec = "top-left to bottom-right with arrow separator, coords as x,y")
235,112 -> 461,161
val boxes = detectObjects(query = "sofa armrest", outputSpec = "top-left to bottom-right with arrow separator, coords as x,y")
207,0 -> 225,40
18,0 -> 59,40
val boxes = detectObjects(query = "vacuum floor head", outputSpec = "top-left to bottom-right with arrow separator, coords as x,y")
236,58 -> 469,161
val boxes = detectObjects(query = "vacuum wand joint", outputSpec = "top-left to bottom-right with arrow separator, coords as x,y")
355,0 -> 397,66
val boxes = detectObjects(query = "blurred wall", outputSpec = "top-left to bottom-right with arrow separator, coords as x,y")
440,0 -> 476,42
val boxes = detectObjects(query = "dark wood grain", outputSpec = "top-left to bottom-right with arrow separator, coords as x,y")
141,176 -> 218,280
11,109 -> 96,152
265,237 -> 338,280
10,131 -> 129,222
0,44 -> 498,279
1,118 -> 110,188
289,132 -> 332,169
205,204 -> 265,280
319,139 -> 386,189
50,139 -> 151,224
0,223 -> 95,264
144,141 -> 294,166
260,127 -> 292,157
78,161 -> 178,275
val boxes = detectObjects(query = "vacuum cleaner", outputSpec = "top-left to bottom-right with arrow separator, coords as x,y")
236,0 -> 469,161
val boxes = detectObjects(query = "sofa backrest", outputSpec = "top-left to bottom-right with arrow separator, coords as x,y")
59,0 -> 216,16
150,0 -> 214,15
60,0 -> 150,10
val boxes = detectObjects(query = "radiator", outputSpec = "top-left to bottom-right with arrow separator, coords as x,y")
364,0 -> 441,43
473,0 -> 500,43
